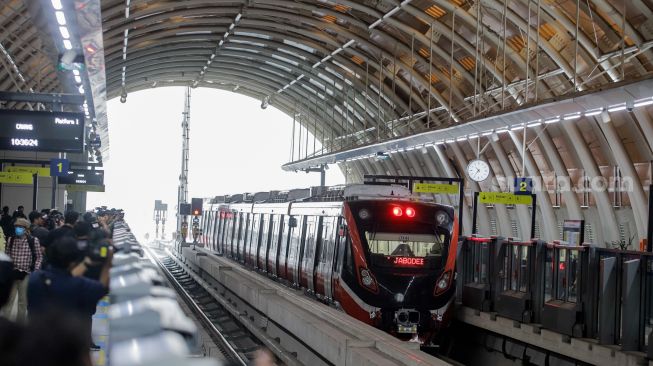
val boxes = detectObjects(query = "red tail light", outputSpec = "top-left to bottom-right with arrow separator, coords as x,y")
392,207 -> 403,217
405,207 -> 415,217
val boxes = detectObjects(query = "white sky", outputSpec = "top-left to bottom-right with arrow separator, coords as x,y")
87,87 -> 344,241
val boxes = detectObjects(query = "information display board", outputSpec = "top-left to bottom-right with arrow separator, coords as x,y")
57,169 -> 104,186
413,182 -> 459,194
0,109 -> 84,153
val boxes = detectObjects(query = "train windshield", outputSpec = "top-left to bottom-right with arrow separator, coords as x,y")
366,232 -> 445,258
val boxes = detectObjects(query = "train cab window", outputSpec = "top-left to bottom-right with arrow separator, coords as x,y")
366,232 -> 445,257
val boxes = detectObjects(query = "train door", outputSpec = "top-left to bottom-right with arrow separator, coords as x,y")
211,213 -> 219,253
278,216 -> 292,280
258,214 -> 271,270
287,216 -> 306,286
268,215 -> 282,276
316,216 -> 338,300
300,216 -> 321,292
238,213 -> 249,263
229,212 -> 240,257
247,214 -> 261,267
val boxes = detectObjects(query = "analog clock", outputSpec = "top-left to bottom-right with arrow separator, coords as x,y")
466,159 -> 490,182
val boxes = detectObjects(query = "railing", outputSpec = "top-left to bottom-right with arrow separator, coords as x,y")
458,236 -> 653,356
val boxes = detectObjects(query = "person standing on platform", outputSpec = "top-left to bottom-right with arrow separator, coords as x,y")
12,206 -> 26,220
0,207 -> 12,239
43,210 -> 78,251
1,218 -> 42,322
28,212 -> 49,249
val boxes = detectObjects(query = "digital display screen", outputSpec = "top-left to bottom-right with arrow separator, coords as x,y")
57,169 -> 104,185
0,109 -> 84,152
392,257 -> 424,266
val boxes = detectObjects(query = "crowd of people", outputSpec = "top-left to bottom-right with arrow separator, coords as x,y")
0,206 -> 123,366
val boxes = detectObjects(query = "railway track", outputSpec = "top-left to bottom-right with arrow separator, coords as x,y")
144,246 -> 264,366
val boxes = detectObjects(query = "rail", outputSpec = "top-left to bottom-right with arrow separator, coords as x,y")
458,236 -> 653,357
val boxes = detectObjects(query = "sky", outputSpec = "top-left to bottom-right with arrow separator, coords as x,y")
87,87 -> 344,241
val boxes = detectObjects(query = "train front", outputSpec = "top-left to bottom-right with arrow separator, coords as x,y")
343,200 -> 458,344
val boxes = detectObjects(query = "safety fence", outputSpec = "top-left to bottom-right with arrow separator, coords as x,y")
458,236 -> 653,356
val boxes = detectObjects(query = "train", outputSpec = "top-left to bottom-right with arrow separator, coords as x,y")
197,183 -> 459,344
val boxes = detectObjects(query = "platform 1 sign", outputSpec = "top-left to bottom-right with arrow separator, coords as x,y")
479,192 -> 533,205
0,109 -> 84,153
5,166 -> 50,177
50,158 -> 69,177
0,172 -> 33,184
66,184 -> 105,192
413,183 -> 459,194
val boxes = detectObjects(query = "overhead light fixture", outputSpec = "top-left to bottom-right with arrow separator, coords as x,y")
456,136 -> 467,141
63,39 -> 72,50
510,124 -> 525,131
51,0 -> 63,10
481,131 -> 493,136
527,121 -> 542,127
495,128 -> 508,134
584,108 -> 603,117
563,113 -> 581,120
544,117 -> 560,124
59,26 -> 70,39
634,97 -> 653,108
607,104 -> 627,113
434,141 -> 445,145
445,138 -> 455,143
55,11 -> 66,25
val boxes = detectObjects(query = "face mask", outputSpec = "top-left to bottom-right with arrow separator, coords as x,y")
14,227 -> 25,236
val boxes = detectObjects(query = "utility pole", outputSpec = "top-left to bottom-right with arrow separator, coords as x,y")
177,87 -> 191,243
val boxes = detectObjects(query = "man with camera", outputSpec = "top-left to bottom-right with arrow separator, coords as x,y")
27,236 -> 112,350
1,218 -> 42,322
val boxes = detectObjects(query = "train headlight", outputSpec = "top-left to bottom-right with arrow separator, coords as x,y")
395,293 -> 405,303
434,270 -> 452,295
358,209 -> 371,220
436,211 -> 450,226
359,268 -> 378,293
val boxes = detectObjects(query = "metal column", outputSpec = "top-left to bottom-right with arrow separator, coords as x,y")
177,87 -> 191,238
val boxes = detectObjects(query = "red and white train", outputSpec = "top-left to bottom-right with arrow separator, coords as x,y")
198,184 -> 459,344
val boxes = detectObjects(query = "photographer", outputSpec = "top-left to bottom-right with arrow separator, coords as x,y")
27,236 -> 112,349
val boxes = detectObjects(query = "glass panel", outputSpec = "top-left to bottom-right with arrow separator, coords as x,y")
365,232 -> 444,257
511,245 -> 519,291
473,244 -> 480,283
567,250 -> 580,303
480,242 -> 488,284
557,249 -> 568,301
502,252 -> 509,291
545,249 -> 553,302
646,258 -> 653,347
519,246 -> 529,292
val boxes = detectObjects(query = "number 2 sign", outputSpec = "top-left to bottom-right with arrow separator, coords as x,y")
514,177 -> 533,195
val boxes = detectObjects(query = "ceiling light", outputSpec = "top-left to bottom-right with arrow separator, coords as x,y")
544,117 -> 560,124
59,26 -> 70,39
510,125 -> 524,131
456,136 -> 467,141
63,39 -> 72,50
607,104 -> 627,112
481,131 -> 493,136
584,108 -> 603,117
634,98 -> 653,108
563,113 -> 581,120
51,0 -> 62,9
55,11 -> 66,25
445,139 -> 455,143
434,141 -> 444,145
527,121 -> 542,127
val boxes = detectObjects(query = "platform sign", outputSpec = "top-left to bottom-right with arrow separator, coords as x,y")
5,166 -> 50,177
413,182 -> 459,194
0,172 -> 34,184
66,184 -> 105,192
57,169 -> 104,186
479,192 -> 533,205
514,177 -> 533,195
0,109 -> 84,153
50,158 -> 69,177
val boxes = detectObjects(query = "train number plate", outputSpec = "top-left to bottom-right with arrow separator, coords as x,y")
397,325 -> 417,334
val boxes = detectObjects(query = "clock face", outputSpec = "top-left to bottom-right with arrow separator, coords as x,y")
467,159 -> 490,182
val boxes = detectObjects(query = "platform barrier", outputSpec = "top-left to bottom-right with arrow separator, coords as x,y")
458,236 -> 653,356
108,221 -> 220,366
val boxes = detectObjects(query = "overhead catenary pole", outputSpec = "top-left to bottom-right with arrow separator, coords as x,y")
177,87 -> 191,240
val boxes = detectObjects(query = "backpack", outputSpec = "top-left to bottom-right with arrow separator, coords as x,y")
8,235 -> 37,272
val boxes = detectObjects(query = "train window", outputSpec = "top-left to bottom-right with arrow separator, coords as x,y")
365,232 -> 445,258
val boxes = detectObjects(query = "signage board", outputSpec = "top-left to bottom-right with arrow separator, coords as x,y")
0,172 -> 33,184
50,158 -> 70,177
562,219 -> 584,246
479,192 -> 533,205
0,109 -> 84,153
57,169 -> 104,186
514,177 -> 533,195
5,166 -> 50,177
66,184 -> 105,192
413,183 -> 459,194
